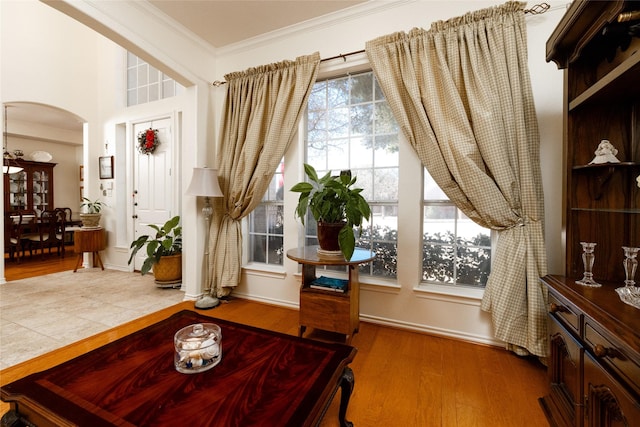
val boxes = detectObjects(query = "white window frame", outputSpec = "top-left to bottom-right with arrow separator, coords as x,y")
126,52 -> 184,106
301,70 -> 400,280
246,159 -> 285,267
241,54 -> 493,299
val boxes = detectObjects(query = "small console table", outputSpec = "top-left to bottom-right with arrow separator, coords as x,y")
287,246 -> 375,343
73,227 -> 105,272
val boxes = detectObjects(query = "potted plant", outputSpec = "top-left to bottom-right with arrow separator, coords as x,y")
291,163 -> 371,260
79,197 -> 104,228
128,215 -> 182,283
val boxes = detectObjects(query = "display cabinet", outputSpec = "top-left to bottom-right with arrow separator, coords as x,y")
3,160 -> 55,216
540,1 -> 640,426
546,0 -> 639,282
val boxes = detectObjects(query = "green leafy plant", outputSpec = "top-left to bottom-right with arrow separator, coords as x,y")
128,215 -> 182,275
80,197 -> 104,213
291,163 -> 371,259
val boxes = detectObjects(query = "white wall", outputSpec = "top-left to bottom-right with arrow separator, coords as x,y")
1,0 -> 104,281
1,0 -> 568,347
214,0 -> 567,345
0,0 -> 214,299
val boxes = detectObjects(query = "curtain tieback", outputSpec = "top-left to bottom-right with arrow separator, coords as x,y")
506,216 -> 538,230
223,213 -> 241,222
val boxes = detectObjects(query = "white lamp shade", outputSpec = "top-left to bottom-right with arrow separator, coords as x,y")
4,165 -> 23,174
186,167 -> 223,197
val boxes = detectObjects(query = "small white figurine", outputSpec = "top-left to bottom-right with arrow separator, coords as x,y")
636,174 -> 640,188
589,139 -> 620,164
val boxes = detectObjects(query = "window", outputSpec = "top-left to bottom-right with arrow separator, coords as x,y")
246,70 -> 493,290
305,72 -> 399,278
422,169 -> 491,287
248,158 -> 285,265
126,53 -> 184,106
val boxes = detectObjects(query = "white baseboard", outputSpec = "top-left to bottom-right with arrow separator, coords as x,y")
231,293 -> 503,348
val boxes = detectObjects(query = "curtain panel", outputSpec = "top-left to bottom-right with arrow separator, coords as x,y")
210,52 -> 321,296
365,1 -> 548,357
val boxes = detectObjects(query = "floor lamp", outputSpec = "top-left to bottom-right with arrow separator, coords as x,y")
186,167 -> 223,309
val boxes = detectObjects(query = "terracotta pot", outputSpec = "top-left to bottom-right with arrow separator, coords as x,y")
317,221 -> 346,252
153,254 -> 182,282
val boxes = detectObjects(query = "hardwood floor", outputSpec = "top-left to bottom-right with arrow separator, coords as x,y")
3,246 -> 77,281
1,249 -> 550,426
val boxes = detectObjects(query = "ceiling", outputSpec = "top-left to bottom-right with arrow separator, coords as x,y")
8,0 -> 367,139
148,0 -> 367,48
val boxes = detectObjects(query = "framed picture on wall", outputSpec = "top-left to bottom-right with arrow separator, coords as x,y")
99,156 -> 114,179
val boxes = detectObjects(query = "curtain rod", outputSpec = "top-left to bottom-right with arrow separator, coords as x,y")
211,2 -> 551,87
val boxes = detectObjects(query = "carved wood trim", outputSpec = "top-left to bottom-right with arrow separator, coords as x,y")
587,384 -> 627,426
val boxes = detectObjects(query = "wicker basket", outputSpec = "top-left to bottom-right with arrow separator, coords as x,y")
152,254 -> 182,282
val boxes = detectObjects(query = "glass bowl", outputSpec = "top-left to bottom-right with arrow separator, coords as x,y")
174,323 -> 222,373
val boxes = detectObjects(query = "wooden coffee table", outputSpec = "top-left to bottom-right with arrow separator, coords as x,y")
1,307 -> 356,427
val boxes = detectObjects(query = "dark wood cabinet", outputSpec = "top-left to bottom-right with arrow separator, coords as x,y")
540,276 -> 640,427
3,160 -> 55,216
546,0 -> 640,282
541,1 -> 640,426
583,353 -> 640,427
546,313 -> 583,427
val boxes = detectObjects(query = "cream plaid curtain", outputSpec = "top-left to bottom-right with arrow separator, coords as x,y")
209,53 -> 320,297
366,2 -> 548,357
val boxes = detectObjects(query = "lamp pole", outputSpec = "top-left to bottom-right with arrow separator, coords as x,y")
186,167 -> 223,310
195,196 -> 219,309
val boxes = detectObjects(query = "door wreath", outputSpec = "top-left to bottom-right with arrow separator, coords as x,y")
138,128 -> 159,154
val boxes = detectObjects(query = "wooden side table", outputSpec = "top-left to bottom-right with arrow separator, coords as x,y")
73,227 -> 106,272
287,246 -> 375,343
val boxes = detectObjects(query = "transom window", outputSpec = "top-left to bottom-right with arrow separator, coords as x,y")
126,53 -> 184,106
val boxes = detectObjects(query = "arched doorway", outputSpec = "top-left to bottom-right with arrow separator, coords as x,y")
2,102 -> 85,282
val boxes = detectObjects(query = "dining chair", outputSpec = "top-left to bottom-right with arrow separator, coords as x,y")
58,207 -> 76,244
4,211 -> 24,263
60,207 -> 72,223
25,209 -> 66,259
17,209 -> 38,258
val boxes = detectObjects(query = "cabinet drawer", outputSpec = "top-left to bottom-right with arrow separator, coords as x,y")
585,320 -> 640,398
549,292 -> 581,336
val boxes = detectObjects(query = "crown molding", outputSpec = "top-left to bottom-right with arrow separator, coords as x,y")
217,0 -> 412,57
130,0 -> 218,57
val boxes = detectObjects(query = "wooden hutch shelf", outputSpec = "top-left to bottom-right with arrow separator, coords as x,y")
540,1 -> 640,426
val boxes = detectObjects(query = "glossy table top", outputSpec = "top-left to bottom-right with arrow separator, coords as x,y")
1,310 -> 356,427
287,246 -> 376,266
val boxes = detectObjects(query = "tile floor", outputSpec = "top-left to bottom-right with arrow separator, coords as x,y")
0,269 -> 185,369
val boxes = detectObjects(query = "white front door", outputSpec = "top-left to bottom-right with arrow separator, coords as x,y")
132,117 -> 173,271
